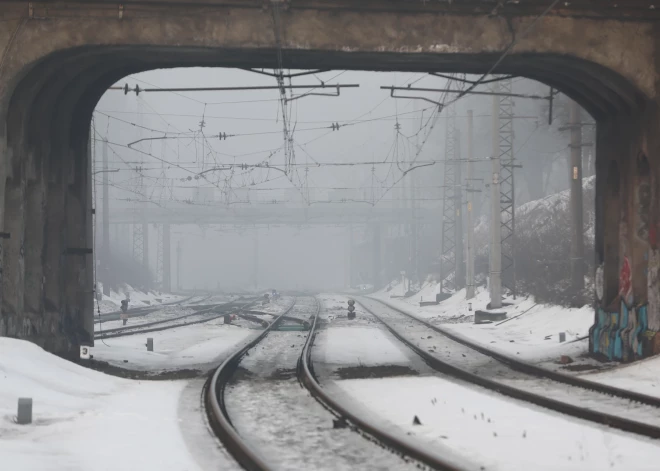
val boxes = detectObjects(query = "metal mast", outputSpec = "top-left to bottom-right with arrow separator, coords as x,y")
498,77 -> 517,298
440,105 -> 458,293
132,99 -> 145,270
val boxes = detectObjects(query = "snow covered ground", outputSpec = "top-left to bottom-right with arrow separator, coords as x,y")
371,281 -> 660,397
95,283 -> 190,314
91,296 -> 292,372
336,376 -> 660,471
0,338 -> 232,471
373,282 -> 594,364
315,292 -> 660,470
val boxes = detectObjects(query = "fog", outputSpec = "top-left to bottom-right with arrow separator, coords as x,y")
92,68 -> 588,293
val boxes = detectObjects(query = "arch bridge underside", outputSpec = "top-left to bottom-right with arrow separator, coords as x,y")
0,1 -> 657,360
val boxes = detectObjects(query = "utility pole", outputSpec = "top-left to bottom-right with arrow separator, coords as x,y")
163,222 -> 171,293
498,77 -> 518,299
466,110 -> 476,300
101,139 -> 110,296
253,228 -> 259,290
455,128 -> 464,290
409,163 -> 418,288
490,86 -> 503,309
176,240 -> 182,291
569,100 -> 585,292
440,105 -> 458,294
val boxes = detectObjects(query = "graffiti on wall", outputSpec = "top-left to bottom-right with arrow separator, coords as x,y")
619,256 -> 632,305
590,302 -> 650,361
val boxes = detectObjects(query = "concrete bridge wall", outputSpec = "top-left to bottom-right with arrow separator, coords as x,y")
0,0 -> 657,359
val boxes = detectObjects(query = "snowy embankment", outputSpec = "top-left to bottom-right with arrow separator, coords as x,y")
371,280 -> 660,397
0,338 -> 204,471
316,293 -> 660,471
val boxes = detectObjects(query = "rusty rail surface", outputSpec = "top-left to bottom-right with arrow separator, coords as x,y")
362,297 -> 660,439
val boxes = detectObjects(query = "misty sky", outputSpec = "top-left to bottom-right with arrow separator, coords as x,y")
92,68 -> 576,291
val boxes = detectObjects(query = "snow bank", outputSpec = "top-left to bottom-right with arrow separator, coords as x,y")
371,286 -> 593,364
337,376 -> 660,471
0,338 -> 202,470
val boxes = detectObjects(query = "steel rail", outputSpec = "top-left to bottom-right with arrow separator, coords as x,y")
298,298 -> 469,471
94,293 -> 199,324
361,298 -> 660,439
97,297 -> 258,333
368,297 -> 660,408
94,299 -> 257,339
205,299 -> 297,471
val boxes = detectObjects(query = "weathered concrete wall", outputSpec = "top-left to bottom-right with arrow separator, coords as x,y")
0,1 -> 657,358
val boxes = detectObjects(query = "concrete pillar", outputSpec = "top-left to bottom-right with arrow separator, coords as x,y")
0,136 -> 8,337
162,222 -> 171,292
3,165 -> 26,329
569,101 -> 585,292
101,139 -> 110,296
372,223 -> 381,289
83,132 -> 95,344
23,149 -> 46,324
142,216 -> 149,273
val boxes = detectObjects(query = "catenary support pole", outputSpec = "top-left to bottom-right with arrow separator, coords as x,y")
466,110 -> 476,300
372,223 -> 381,290
569,100 -> 585,292
142,215 -> 149,274
102,139 -> 110,296
253,228 -> 258,289
455,129 -> 464,289
176,240 -> 182,291
490,87 -> 503,309
162,222 -> 171,292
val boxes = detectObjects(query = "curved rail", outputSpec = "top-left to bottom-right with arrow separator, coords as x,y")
297,298 -> 467,471
361,298 -> 660,439
205,299 -> 297,471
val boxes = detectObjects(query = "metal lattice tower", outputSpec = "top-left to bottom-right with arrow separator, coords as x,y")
498,77 -> 516,296
155,140 -> 167,288
132,99 -> 145,267
440,105 -> 458,293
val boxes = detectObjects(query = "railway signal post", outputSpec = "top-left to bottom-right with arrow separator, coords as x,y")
348,299 -> 356,319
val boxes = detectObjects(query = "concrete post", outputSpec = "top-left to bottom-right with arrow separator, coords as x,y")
162,222 -> 171,292
489,89 -> 503,309
569,100 -> 585,292
102,139 -> 110,296
466,110 -> 476,300
17,398 -> 32,424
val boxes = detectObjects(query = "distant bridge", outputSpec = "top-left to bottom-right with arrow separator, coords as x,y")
108,204 -> 439,225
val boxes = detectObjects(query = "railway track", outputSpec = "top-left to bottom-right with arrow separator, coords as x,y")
205,296 -> 469,471
360,297 -> 660,440
94,293 -> 206,324
95,298 -> 257,340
